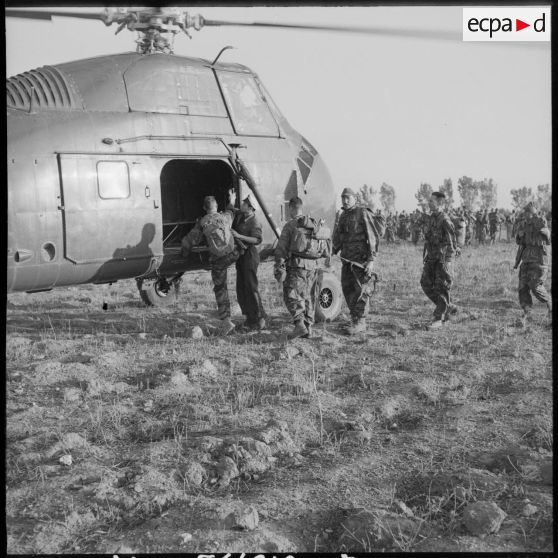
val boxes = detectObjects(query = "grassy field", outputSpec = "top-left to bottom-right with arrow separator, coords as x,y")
5,240 -> 553,553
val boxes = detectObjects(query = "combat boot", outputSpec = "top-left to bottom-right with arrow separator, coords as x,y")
428,319 -> 444,330
256,317 -> 267,330
292,320 -> 308,338
302,322 -> 313,338
443,304 -> 459,322
221,318 -> 235,335
347,318 -> 366,335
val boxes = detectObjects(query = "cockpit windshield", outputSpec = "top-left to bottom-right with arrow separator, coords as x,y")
217,71 -> 279,137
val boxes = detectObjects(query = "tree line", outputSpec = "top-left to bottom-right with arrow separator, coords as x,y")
352,178 -> 551,213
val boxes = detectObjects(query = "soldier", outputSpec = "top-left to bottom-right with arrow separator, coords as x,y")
274,197 -> 320,338
410,210 -> 423,245
505,210 -> 515,242
385,214 -> 396,243
231,194 -> 266,330
514,201 -> 551,324
488,208 -> 500,245
464,209 -> 475,246
332,187 -> 384,335
181,192 -> 239,335
420,191 -> 459,330
452,208 -> 466,248
475,209 -> 487,244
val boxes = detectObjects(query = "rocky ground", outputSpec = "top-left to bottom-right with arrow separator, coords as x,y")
5,242 -> 553,553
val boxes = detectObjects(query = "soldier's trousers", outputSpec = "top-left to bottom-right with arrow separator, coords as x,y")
456,230 -> 465,247
518,262 -> 550,309
341,262 -> 371,321
421,259 -> 453,320
411,229 -> 420,245
210,250 -> 239,320
236,250 -> 265,323
283,267 -> 317,325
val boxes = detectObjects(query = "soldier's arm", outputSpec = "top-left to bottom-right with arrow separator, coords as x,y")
442,216 -> 457,256
362,210 -> 379,262
332,212 -> 343,254
274,222 -> 291,266
234,217 -> 263,245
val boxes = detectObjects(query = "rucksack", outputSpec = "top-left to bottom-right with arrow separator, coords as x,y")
290,215 -> 331,260
201,213 -> 235,257
359,207 -> 385,251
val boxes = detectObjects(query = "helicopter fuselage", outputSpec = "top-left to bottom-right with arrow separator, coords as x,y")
7,53 -> 336,294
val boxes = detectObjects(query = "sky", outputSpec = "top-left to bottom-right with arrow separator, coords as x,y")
5,6 -> 552,211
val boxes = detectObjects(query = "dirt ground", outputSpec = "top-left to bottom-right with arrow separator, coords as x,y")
5,241 -> 553,553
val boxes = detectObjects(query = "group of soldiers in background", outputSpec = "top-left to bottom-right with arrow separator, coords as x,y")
378,206 -> 552,248
182,186 -> 552,337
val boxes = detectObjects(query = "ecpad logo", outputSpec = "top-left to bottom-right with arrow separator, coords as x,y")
463,7 -> 550,41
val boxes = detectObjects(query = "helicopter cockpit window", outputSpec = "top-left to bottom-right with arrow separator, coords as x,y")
125,62 -> 227,117
217,71 -> 279,137
97,161 -> 130,200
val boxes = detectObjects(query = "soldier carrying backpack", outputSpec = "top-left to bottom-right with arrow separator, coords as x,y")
181,193 -> 239,335
274,196 -> 331,339
332,187 -> 385,335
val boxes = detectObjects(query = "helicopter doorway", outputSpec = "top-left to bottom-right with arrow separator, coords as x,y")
160,159 -> 236,251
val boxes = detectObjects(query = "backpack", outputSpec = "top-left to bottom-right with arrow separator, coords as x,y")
359,207 -> 385,251
201,213 -> 235,257
290,215 -> 331,260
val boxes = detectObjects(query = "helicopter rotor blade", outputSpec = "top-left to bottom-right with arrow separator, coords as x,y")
5,9 -> 104,21
201,19 -> 462,42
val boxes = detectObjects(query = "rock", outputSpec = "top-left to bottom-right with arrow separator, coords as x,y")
190,326 -> 204,339
170,371 -> 201,395
189,359 -> 219,380
476,447 -> 529,474
216,456 -> 239,487
462,501 -> 506,536
138,333 -> 148,340
226,505 -> 259,531
284,346 -> 301,360
46,433 -> 88,458
179,532 -> 193,544
540,461 -> 553,485
521,504 -> 538,517
232,356 -> 254,372
59,454 -> 73,466
181,460 -> 205,487
63,387 -> 82,402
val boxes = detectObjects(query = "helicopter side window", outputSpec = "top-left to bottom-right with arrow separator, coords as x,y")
97,161 -> 130,200
217,71 -> 279,137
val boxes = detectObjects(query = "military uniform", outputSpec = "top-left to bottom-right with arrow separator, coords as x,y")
420,210 -> 457,321
332,205 -> 382,323
505,212 -> 515,242
411,212 -> 423,245
275,216 -> 319,328
475,211 -> 488,244
488,211 -> 500,243
182,208 -> 239,320
232,209 -> 265,326
515,212 -> 551,312
452,212 -> 466,247
464,211 -> 474,246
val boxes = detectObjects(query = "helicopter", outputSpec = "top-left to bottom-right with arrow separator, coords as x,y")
8,7 -> 537,319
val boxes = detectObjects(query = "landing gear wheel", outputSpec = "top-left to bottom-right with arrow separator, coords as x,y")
315,271 -> 343,322
137,277 -> 180,307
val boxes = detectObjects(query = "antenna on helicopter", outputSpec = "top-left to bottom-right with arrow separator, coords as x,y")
212,46 -> 235,66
